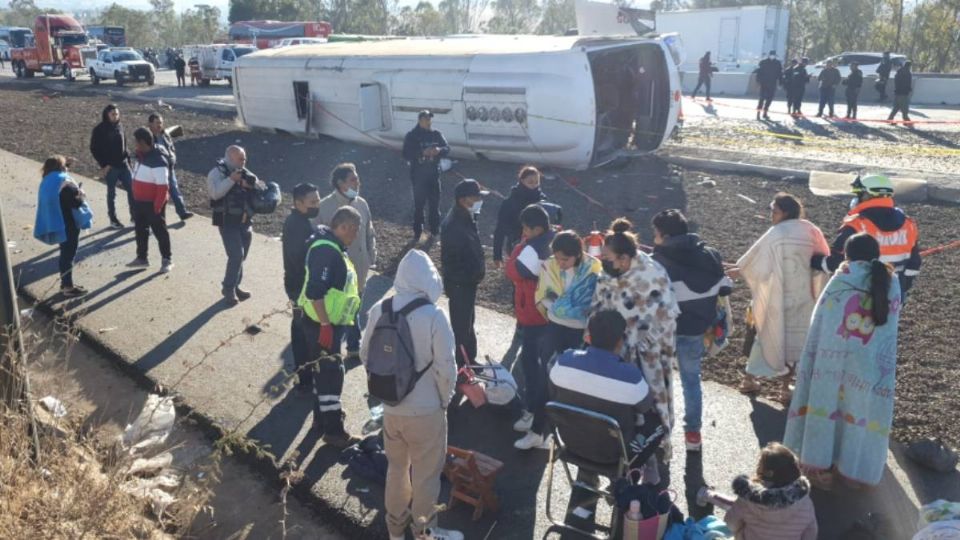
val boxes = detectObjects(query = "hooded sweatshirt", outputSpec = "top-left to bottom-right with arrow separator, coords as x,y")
652,233 -> 732,336
89,106 -> 129,169
724,475 -> 818,540
360,250 -> 457,416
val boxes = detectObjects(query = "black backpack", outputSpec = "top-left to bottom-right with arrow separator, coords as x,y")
366,297 -> 432,406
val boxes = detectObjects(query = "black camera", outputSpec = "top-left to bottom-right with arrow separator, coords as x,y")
238,167 -> 259,187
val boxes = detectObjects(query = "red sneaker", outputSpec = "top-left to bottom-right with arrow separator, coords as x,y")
685,431 -> 702,451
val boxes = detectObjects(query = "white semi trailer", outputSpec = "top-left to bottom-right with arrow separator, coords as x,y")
232,34 -> 682,170
576,1 -> 790,73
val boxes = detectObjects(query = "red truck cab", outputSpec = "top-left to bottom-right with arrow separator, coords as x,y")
11,15 -> 97,81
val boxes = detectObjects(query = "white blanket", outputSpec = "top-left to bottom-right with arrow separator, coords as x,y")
737,219 -> 830,377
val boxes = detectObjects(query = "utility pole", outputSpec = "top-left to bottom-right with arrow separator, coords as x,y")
895,0 -> 905,52
0,198 -> 26,409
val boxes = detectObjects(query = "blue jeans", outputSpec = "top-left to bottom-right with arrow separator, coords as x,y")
105,165 -> 132,222
168,169 -> 188,217
519,324 -> 547,414
531,322 -> 585,435
218,223 -> 253,294
676,334 -> 706,433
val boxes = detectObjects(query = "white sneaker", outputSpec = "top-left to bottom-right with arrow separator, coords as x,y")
514,431 -> 551,450
419,527 -> 464,540
513,411 -> 534,432
159,258 -> 174,274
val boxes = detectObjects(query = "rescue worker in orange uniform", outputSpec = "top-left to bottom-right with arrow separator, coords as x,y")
811,174 -> 920,301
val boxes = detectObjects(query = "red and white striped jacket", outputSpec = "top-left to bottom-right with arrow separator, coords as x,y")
132,147 -> 170,214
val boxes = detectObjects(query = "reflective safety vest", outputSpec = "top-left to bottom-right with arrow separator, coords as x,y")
843,198 -> 918,270
297,239 -> 361,325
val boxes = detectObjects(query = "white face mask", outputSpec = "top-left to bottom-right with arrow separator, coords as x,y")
470,200 -> 483,214
344,188 -> 359,199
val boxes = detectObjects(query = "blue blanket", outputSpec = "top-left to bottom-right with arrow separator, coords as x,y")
784,261 -> 901,485
34,171 -> 68,245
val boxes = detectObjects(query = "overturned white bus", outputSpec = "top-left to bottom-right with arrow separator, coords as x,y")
233,34 -> 682,170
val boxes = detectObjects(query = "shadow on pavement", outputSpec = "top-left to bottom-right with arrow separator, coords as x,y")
748,398 -> 787,447
13,227 -> 133,290
134,300 -> 231,372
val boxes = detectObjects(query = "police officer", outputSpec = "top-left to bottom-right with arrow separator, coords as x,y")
298,206 -> 363,448
811,174 -> 920,301
753,50 -> 782,120
282,183 -> 321,392
402,110 -> 450,242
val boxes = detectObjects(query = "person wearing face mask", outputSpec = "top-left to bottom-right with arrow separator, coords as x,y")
298,206 -> 364,448
403,110 -> 450,242
316,162 -> 378,357
753,50 -> 782,120
511,230 -> 601,450
283,182 -> 321,391
493,166 -> 547,269
440,179 -> 488,367
207,145 -> 264,305
726,193 -> 829,404
590,218 -> 679,483
811,175 -> 920,303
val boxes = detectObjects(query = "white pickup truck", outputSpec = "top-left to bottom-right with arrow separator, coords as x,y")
89,47 -> 156,86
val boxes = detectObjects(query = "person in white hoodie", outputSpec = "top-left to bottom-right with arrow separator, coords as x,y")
360,249 -> 461,540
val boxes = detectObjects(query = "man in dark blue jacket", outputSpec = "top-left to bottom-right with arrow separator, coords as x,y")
402,110 -> 450,241
282,183 -> 321,391
651,209 -> 731,452
493,166 -> 546,268
441,179 -> 487,367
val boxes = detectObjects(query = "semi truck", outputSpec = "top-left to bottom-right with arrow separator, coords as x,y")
10,15 -> 97,81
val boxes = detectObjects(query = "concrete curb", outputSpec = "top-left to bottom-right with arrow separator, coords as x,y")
15,290 -> 375,539
659,151 -> 960,205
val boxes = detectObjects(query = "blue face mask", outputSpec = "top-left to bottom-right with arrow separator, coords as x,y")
470,200 -> 483,214
344,188 -> 359,199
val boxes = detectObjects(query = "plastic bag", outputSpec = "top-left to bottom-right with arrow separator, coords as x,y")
470,356 -> 517,406
121,394 -> 176,453
919,500 -> 960,530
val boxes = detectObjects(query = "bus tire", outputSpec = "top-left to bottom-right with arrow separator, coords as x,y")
115,71 -> 124,86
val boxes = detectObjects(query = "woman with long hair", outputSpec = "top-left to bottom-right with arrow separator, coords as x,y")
784,233 -> 901,489
592,218 -> 679,476
34,155 -> 88,297
726,193 -> 830,404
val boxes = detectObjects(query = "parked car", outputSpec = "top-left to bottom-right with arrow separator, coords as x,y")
89,47 -> 156,86
273,37 -> 327,48
810,52 -> 908,79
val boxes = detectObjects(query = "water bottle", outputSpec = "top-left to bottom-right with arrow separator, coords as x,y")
362,403 -> 384,435
622,499 -> 642,539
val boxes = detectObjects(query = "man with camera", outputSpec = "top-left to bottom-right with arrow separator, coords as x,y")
207,145 -> 264,305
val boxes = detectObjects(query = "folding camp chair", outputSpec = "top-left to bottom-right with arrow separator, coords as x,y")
545,401 -> 631,539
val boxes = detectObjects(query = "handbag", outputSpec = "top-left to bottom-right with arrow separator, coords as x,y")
72,201 -> 94,230
615,469 -> 681,540
456,346 -> 487,408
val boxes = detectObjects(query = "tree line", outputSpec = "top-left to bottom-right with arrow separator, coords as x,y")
3,0 -> 958,72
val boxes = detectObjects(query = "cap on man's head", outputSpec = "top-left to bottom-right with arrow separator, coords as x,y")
454,179 -> 489,199
418,110 -> 434,120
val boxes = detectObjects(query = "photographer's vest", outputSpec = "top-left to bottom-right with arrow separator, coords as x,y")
210,161 -> 250,225
298,239 -> 361,326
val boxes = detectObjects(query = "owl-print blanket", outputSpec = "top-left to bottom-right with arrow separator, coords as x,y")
592,253 -> 680,460
737,219 -> 830,378
784,261 -> 901,486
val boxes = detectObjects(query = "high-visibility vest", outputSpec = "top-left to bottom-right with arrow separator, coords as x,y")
843,198 -> 918,270
297,239 -> 361,325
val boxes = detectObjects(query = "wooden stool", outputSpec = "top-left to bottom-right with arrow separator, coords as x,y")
443,446 -> 503,520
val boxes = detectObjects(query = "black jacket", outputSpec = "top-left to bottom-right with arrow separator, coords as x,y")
698,55 -> 713,78
59,182 -> 82,232
786,65 -> 809,91
894,68 -> 912,96
754,58 -> 782,88
303,226 -> 348,302
282,210 -> 319,301
811,204 -> 921,293
89,107 -> 129,169
844,69 -> 864,90
440,205 -> 485,287
877,58 -> 893,79
174,57 -> 186,73
402,125 -> 450,183
492,183 -> 545,262
652,234 -> 731,336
